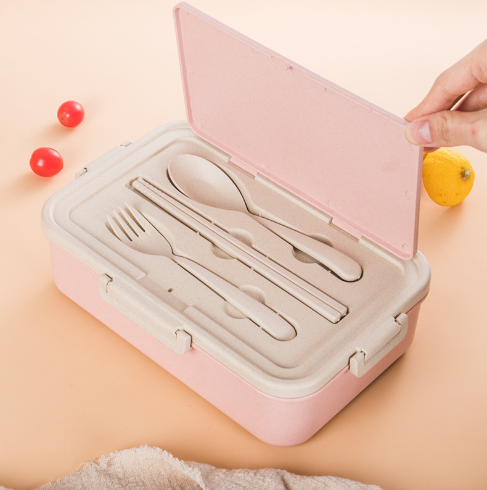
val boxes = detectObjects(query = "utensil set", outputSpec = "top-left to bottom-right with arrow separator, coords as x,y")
107,154 -> 362,336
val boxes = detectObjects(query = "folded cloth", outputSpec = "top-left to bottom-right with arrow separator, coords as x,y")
1,445 -> 383,490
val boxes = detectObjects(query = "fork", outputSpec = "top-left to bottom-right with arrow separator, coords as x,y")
107,205 -> 296,341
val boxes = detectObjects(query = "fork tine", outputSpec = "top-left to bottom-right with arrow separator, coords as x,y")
107,214 -> 130,243
109,209 -> 137,242
117,207 -> 141,241
126,204 -> 155,235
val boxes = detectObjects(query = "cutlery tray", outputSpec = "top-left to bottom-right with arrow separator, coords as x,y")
41,3 -> 430,446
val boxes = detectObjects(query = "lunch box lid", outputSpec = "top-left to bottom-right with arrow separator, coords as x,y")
174,3 -> 423,260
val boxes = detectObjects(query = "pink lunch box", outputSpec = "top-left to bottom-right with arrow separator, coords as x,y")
41,3 -> 430,446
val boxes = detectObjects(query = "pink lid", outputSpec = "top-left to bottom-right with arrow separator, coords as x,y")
173,3 -> 422,259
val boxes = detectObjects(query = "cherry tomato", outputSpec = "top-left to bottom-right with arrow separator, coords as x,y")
57,100 -> 84,127
30,147 -> 63,177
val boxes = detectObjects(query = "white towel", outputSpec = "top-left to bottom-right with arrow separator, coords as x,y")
1,446 -> 383,490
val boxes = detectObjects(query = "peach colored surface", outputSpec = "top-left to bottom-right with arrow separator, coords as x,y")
1,1 -> 486,489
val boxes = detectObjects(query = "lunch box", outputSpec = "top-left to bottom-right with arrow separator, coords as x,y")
41,2 -> 430,446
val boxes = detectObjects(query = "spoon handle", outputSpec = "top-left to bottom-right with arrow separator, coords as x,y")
254,216 -> 362,282
173,256 -> 296,341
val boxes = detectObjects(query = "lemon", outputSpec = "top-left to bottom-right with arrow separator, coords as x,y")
422,148 -> 475,206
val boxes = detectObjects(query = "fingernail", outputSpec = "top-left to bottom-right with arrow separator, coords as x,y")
405,121 -> 432,145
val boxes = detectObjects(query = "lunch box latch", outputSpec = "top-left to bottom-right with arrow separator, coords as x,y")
175,329 -> 192,355
98,273 -> 192,355
349,313 -> 408,377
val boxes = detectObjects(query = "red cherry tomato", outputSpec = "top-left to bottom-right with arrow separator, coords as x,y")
30,147 -> 63,177
57,100 -> 84,127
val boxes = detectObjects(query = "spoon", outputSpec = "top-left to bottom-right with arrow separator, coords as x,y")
168,154 -> 362,282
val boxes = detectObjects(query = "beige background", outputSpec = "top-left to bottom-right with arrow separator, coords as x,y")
1,1 -> 487,489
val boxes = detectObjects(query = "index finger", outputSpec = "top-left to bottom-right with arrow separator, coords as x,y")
404,39 -> 487,122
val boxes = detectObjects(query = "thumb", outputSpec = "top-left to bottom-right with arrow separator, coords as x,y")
404,108 -> 487,153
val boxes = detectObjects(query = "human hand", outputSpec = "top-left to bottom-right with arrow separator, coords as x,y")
404,39 -> 487,153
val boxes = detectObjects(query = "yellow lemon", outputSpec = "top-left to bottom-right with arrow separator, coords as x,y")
422,148 -> 475,206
